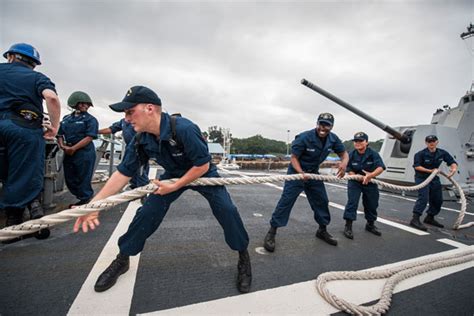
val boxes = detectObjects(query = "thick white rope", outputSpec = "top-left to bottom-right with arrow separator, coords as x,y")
1,169 -> 471,315
0,170 -> 469,241
316,248 -> 474,315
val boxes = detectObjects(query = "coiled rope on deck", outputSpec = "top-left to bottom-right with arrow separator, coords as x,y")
315,248 -> 474,315
0,169 -> 470,242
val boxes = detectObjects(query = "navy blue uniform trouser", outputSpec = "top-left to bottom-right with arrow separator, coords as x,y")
63,147 -> 96,202
129,162 -> 150,189
343,180 -> 379,222
118,185 -> 249,256
0,117 -> 44,210
413,176 -> 443,216
270,179 -> 331,228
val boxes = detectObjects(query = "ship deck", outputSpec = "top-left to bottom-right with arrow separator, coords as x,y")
1,168 -> 473,315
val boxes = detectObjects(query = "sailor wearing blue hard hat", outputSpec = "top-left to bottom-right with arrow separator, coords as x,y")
263,113 -> 349,252
342,132 -> 386,239
0,43 -> 61,239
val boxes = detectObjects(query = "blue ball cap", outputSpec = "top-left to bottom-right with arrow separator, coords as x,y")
352,131 -> 369,142
425,135 -> 438,142
109,86 -> 162,112
317,112 -> 334,126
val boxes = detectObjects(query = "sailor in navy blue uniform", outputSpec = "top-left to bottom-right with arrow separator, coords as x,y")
0,43 -> 61,230
263,113 -> 349,251
342,132 -> 385,239
73,86 -> 252,294
58,91 -> 98,206
98,118 -> 149,188
409,135 -> 457,231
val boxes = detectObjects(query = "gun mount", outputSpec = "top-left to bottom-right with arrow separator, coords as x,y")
301,79 -> 413,154
300,78 -> 474,197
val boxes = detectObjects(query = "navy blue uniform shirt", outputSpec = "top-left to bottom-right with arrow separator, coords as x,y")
109,118 -> 135,144
0,62 -> 56,113
413,147 -> 456,178
347,147 -> 386,175
290,129 -> 345,173
58,112 -> 99,148
118,113 -> 214,179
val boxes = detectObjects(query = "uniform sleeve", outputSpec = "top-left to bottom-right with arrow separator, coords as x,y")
109,120 -> 123,133
180,123 -> 212,167
58,121 -> 65,136
413,151 -> 422,168
58,116 -> 68,136
331,134 -> 346,154
291,134 -> 305,157
346,151 -> 354,172
86,117 -> 99,139
373,151 -> 386,170
35,72 -> 56,96
442,150 -> 457,166
117,137 -> 140,177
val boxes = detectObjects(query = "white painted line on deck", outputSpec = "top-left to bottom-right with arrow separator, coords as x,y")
264,181 -> 429,236
69,166 -> 157,315
67,200 -> 141,315
140,246 -> 474,315
436,238 -> 470,248
326,182 -> 473,216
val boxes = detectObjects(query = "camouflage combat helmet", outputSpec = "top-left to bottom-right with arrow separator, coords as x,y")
67,91 -> 93,108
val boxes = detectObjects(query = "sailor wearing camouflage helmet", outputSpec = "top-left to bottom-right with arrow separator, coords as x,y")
263,112 -> 349,252
57,91 -> 98,206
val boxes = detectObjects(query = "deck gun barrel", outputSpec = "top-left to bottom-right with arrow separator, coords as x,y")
301,78 -> 411,144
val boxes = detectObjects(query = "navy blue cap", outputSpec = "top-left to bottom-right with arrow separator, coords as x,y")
317,112 -> 334,126
352,131 -> 368,142
109,86 -> 161,112
425,135 -> 438,142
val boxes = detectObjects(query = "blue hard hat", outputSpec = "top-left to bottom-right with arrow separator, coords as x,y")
3,43 -> 41,65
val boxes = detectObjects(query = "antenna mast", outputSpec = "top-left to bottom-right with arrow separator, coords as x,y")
461,23 -> 474,91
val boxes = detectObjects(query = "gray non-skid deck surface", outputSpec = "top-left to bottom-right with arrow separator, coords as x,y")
0,175 -> 473,315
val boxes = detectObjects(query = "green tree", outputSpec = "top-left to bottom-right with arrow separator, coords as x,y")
232,135 -> 286,154
208,126 -> 224,145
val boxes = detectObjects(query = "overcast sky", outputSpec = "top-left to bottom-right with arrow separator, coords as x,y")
1,0 -> 472,143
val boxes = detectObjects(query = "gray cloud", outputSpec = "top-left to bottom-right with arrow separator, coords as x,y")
1,0 -> 471,142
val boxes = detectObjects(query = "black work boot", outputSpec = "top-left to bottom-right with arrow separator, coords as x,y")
28,199 -> 44,220
94,253 -> 130,292
2,208 -> 24,244
410,214 -> 427,231
343,220 -> 354,239
365,221 -> 382,236
263,226 -> 277,252
237,249 -> 252,293
316,226 -> 338,246
423,214 -> 444,228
